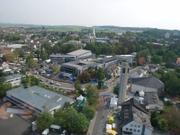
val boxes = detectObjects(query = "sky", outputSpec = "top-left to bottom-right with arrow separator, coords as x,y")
0,0 -> 180,30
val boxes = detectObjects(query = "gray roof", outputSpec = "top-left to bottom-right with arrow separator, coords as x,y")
130,76 -> 164,90
6,86 -> 74,112
5,74 -> 22,81
67,49 -> 91,56
50,54 -> 75,58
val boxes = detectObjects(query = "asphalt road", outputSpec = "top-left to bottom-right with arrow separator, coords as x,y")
92,103 -> 110,135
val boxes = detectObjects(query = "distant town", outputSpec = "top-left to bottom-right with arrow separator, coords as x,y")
0,25 -> 179,135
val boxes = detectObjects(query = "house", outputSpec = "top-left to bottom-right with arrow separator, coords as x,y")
129,76 -> 164,111
5,86 -> 74,114
121,98 -> 153,135
5,74 -> 22,87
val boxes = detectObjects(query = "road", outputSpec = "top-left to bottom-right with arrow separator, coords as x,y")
91,101 -> 110,135
29,72 -> 75,92
90,77 -> 119,135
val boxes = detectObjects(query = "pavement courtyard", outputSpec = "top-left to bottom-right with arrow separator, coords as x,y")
0,115 -> 31,135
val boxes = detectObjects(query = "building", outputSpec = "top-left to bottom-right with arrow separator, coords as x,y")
95,56 -> 119,78
67,49 -> 93,60
116,53 -> 136,66
5,86 -> 74,114
50,54 -> 76,64
5,74 -> 22,87
50,49 -> 93,64
129,76 -> 164,111
130,76 -> 164,96
121,98 -> 153,135
60,60 -> 96,80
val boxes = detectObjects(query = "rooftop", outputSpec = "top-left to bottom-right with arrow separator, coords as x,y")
130,76 -> 164,90
67,49 -> 91,56
50,54 -> 75,58
5,74 -> 22,81
6,86 -> 74,112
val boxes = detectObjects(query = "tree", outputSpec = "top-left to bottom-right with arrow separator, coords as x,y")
78,71 -> 91,83
36,112 -> 54,131
151,55 -> 162,64
54,108 -> 89,133
3,52 -> 17,62
21,75 -> 39,88
30,76 -> 39,86
51,64 -> 60,75
86,85 -> 98,106
82,106 -> 95,120
0,70 -> 5,83
26,54 -> 38,68
0,83 -> 12,98
96,68 -> 105,81
113,85 -> 119,95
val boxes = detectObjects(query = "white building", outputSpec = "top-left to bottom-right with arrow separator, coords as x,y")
5,74 -> 22,87
67,49 -> 93,60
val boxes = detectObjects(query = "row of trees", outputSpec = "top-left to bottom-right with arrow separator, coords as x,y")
0,83 -> 12,98
153,69 -> 180,96
37,107 -> 89,134
21,75 -> 39,88
151,104 -> 180,134
77,68 -> 105,83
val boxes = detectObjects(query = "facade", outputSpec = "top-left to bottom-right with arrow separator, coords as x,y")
50,54 -> 76,64
116,53 -> 136,66
5,86 -> 74,114
121,98 -> 153,135
5,74 -> 21,87
60,60 -> 96,80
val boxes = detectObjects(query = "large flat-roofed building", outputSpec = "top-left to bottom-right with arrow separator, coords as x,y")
50,49 -> 93,64
5,86 -> 74,114
50,54 -> 76,64
5,74 -> 22,87
67,49 -> 92,60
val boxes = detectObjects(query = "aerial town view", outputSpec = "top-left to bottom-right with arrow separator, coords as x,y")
0,0 -> 180,135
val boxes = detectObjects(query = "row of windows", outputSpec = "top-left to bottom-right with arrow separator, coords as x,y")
130,124 -> 141,128
126,128 -> 141,133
